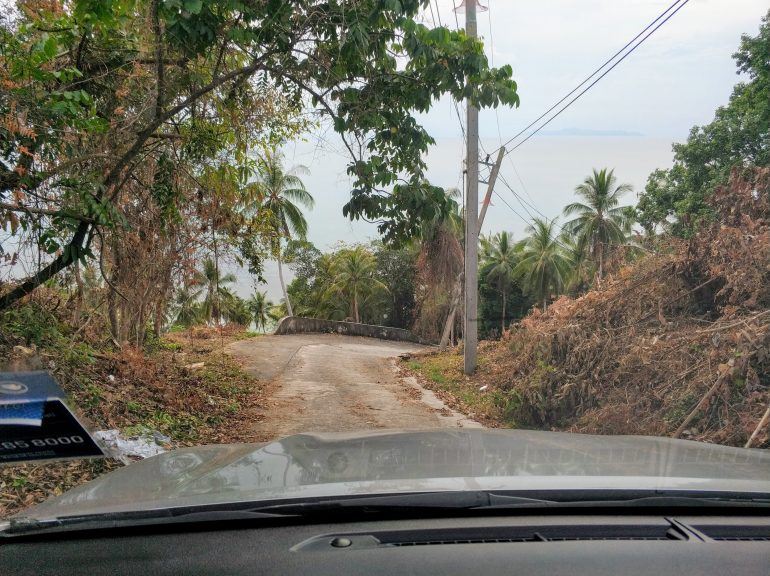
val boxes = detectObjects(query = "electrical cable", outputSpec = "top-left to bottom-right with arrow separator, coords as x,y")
493,0 -> 690,155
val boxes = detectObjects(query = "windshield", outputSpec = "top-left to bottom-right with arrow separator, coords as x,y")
1,0 -> 769,524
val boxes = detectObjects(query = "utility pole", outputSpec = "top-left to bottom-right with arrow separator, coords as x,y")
439,146 -> 504,350
463,0 -> 479,375
478,147 -> 506,229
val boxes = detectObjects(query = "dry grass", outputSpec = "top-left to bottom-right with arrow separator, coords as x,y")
0,325 -> 265,518
404,168 -> 770,448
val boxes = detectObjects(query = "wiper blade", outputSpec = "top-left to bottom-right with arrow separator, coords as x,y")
477,494 -> 770,510
2,509 -> 290,537
249,491 -> 558,515
2,492 -> 524,536
7,491 -> 768,537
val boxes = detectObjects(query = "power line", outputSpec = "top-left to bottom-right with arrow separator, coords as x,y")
504,0 -> 691,154
494,0 -> 690,155
492,190 -> 530,228
496,172 -> 581,255
481,0 -> 499,157
426,2 -> 465,139
431,0 -> 440,28
500,173 -> 574,235
431,0 -> 466,142
506,155 -> 540,208
453,101 -> 467,139
486,1 -> 691,235
482,0 -> 542,216
498,173 -> 547,221
486,0 -> 494,66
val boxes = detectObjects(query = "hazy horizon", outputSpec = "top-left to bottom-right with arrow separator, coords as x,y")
232,133 -> 676,302
231,0 -> 768,302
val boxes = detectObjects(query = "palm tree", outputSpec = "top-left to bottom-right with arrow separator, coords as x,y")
200,257 -> 237,325
563,168 -> 633,282
327,247 -> 388,323
514,218 -> 572,311
172,285 -> 204,327
220,289 -> 252,326
480,231 -> 519,332
558,231 -> 593,295
254,151 -> 314,317
248,291 -> 274,332
309,253 -> 349,320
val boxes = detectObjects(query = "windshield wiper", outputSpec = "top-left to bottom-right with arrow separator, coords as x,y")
247,491 -> 557,515
477,493 -> 770,510
255,491 -> 770,515
5,491 -> 768,537
2,508 -> 290,537
1,492 -> 556,537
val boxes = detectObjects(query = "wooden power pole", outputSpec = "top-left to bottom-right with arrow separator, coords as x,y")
463,0 -> 479,375
439,146 -> 505,350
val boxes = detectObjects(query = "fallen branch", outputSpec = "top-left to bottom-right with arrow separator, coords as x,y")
673,373 -> 727,438
695,310 -> 770,334
744,401 -> 770,448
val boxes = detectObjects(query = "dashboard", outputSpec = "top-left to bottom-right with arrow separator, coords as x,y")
3,512 -> 770,575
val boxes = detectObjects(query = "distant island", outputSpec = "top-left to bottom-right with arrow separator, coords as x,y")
540,128 -> 644,137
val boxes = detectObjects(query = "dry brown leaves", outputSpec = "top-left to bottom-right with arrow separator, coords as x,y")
0,328 -> 266,518
467,168 -> 770,447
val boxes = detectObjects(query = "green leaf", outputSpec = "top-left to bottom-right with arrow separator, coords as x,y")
184,0 -> 203,14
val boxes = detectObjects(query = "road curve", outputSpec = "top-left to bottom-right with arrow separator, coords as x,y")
227,333 -> 480,441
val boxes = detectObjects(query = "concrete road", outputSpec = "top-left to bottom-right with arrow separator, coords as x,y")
228,333 -> 480,441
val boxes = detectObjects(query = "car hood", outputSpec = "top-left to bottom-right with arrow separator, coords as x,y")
15,429 -> 770,519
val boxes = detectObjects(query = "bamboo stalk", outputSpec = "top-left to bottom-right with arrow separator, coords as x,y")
673,375 -> 726,438
744,401 -> 770,448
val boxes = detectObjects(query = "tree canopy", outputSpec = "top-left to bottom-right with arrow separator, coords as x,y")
563,168 -> 632,282
513,218 -> 572,311
635,9 -> 769,235
0,0 -> 519,309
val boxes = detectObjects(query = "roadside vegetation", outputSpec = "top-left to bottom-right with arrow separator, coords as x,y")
0,294 -> 265,517
404,12 -> 770,449
407,167 -> 770,447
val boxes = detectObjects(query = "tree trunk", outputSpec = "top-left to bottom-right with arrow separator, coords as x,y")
136,303 -> 146,347
108,285 -> 119,343
277,251 -> 293,317
72,261 -> 84,325
439,273 -> 463,348
0,221 -> 90,310
353,290 -> 360,323
153,300 -> 164,338
118,301 -> 130,344
501,291 -> 507,335
597,241 -> 604,284
206,283 -> 215,325
154,270 -> 172,337
543,297 -> 547,312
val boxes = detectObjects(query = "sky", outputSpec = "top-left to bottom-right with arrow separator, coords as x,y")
240,0 -> 769,301
3,1 -> 765,302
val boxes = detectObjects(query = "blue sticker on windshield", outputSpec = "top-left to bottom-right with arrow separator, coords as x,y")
0,372 -> 104,464
0,401 -> 45,426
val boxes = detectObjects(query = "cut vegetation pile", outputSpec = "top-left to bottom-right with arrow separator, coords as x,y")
408,168 -> 770,448
0,317 -> 264,518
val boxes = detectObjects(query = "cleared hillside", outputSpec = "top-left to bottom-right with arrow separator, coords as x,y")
406,168 -> 770,448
